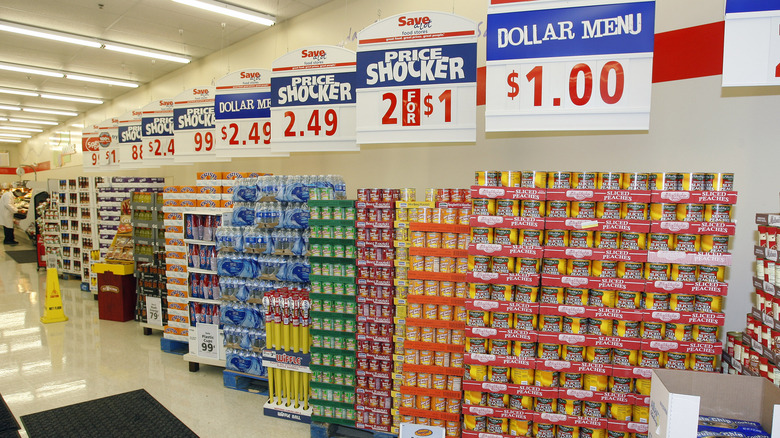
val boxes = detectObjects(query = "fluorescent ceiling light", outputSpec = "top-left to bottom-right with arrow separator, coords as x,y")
0,63 -> 63,78
9,118 -> 57,125
40,93 -> 103,104
65,74 -> 138,88
71,124 -> 84,128
0,117 -> 6,121
23,108 -> 78,116
0,139 -> 21,143
172,0 -> 275,26
0,87 -> 37,97
0,21 -> 101,48
0,105 -> 21,111
0,133 -> 31,138
103,44 -> 190,64
0,126 -> 41,132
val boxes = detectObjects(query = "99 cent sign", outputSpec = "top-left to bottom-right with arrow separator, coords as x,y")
173,86 -> 227,163
486,0 -> 655,132
118,110 -> 144,169
723,0 -> 780,87
356,11 -> 478,144
215,69 -> 288,158
141,99 -> 176,166
271,46 -> 358,152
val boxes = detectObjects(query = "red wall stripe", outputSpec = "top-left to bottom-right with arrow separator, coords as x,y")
476,20 -> 727,105
0,162 -> 51,175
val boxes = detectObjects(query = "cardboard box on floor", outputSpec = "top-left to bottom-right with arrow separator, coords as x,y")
650,369 -> 780,438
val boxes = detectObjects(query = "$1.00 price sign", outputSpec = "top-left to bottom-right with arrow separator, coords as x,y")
214,69 -> 288,158
96,118 -> 119,170
141,99 -> 176,166
118,110 -> 144,169
356,11 -> 478,144
486,0 -> 655,132
271,45 -> 358,152
173,86 -> 227,163
723,0 -> 780,87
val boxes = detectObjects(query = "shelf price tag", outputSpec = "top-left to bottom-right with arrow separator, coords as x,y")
141,99 -> 176,166
214,69 -> 287,158
723,0 -> 780,87
270,45 -> 358,152
146,296 -> 163,327
356,11 -> 478,144
81,124 -> 104,172
118,110 -> 144,169
173,86 -> 226,163
485,0 -> 655,132
197,323 -> 219,359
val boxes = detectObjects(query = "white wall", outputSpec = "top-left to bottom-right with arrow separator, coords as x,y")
16,0 -> 780,334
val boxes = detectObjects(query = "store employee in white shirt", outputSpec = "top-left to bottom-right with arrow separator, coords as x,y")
0,188 -> 21,245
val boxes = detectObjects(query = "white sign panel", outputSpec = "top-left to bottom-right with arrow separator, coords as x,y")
271,45 -> 358,152
723,0 -> 780,87
356,11 -> 478,144
81,124 -> 102,172
118,110 -> 145,169
146,296 -> 163,327
141,99 -> 176,165
486,0 -> 656,132
173,86 -> 227,163
197,323 -> 219,359
214,69 -> 288,158
96,118 -> 119,170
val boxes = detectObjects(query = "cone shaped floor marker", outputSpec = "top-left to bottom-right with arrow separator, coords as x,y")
41,267 -> 68,324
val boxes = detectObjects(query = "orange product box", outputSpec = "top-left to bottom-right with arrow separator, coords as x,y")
164,186 -> 181,193
220,200 -> 234,209
165,251 -> 186,260
197,172 -> 223,180
224,171 -> 250,180
167,277 -> 187,285
164,213 -> 183,221
198,186 -> 222,194
179,186 -> 198,193
223,185 -> 236,195
165,225 -> 184,234
180,199 -> 196,208
165,238 -> 185,246
164,326 -> 189,336
166,264 -> 186,273
168,314 -> 189,324
168,302 -> 188,311
162,200 -> 181,207
198,199 -> 219,208
167,289 -> 187,298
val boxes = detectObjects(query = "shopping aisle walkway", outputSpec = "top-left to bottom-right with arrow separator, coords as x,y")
0,241 -> 309,437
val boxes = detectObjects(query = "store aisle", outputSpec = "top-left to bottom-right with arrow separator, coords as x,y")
0,244 -> 310,437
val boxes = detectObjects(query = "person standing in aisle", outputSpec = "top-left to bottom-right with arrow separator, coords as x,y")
1,187 -> 20,245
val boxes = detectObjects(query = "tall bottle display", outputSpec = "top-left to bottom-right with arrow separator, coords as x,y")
461,170 -> 735,438
308,197 -> 358,426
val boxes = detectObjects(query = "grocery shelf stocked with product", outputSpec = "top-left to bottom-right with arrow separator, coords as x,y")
51,177 -> 102,283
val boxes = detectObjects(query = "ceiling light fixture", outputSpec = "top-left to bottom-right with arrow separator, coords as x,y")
0,63 -> 63,78
171,0 -> 275,26
71,124 -> 84,128
103,44 -> 190,64
40,93 -> 103,105
8,118 -> 57,125
0,105 -> 21,111
22,108 -> 78,117
0,126 -> 42,132
0,21 -> 101,48
0,139 -> 21,143
0,133 -> 32,138
65,74 -> 138,88
0,87 -> 37,97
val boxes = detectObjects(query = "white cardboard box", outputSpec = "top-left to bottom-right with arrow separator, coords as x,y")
650,369 -> 780,438
399,423 -> 445,438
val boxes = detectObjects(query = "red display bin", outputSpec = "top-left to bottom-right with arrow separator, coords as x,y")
94,263 -> 136,322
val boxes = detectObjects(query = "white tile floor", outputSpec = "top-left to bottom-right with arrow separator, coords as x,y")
0,236 -> 310,437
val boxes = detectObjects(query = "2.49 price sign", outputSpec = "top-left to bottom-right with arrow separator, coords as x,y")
356,12 -> 478,144
486,0 -> 655,132
141,99 -> 176,166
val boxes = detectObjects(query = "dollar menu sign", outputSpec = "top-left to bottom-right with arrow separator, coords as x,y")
507,70 -> 519,100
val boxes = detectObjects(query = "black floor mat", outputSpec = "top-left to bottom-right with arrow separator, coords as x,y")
20,389 -> 198,438
5,250 -> 38,264
0,393 -> 20,433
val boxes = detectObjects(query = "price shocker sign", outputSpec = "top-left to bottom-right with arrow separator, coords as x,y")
356,11 -> 478,144
173,86 -> 226,163
118,110 -> 144,169
141,99 -> 176,166
214,69 -> 287,158
271,45 -> 358,153
723,0 -> 780,87
486,0 -> 655,132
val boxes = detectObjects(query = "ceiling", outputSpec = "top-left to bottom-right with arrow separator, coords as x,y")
0,0 -> 330,139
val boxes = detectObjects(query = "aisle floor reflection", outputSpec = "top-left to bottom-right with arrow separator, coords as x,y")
0,247 -> 309,437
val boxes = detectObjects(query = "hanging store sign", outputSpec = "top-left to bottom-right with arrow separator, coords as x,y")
723,0 -> 780,87
118,110 -> 144,169
141,99 -> 176,166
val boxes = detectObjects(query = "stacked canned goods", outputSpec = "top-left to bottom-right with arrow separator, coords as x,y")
308,198 -> 359,425
724,213 -> 780,385
354,188 -> 401,433
396,189 -> 471,436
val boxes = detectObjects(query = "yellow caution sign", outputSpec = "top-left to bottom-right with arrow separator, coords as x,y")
41,267 -> 68,324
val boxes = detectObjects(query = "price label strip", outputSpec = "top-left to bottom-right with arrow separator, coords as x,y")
81,125 -> 104,172
271,45 -> 359,152
356,11 -> 478,144
141,99 -> 176,166
723,0 -> 780,87
118,110 -> 145,169
486,0 -> 656,132
173,86 -> 228,163
214,69 -> 288,158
